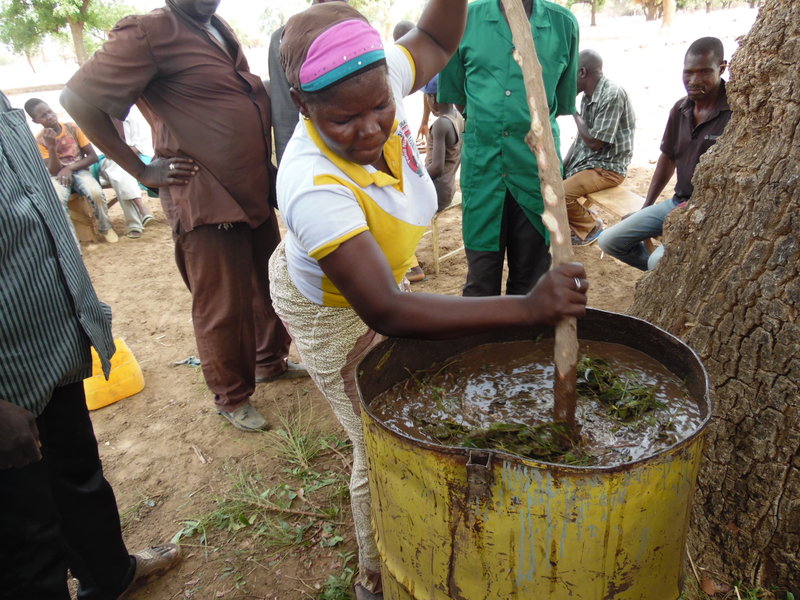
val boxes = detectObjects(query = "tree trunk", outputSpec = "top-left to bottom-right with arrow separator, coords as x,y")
642,0 -> 660,21
706,1 -> 713,13
67,18 -> 88,65
590,0 -> 597,26
25,51 -> 36,73
662,0 -> 675,28
630,0 -> 799,590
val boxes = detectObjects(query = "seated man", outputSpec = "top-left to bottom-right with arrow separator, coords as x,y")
25,98 -> 118,243
563,50 -> 635,246
91,111 -> 156,239
598,37 -> 732,270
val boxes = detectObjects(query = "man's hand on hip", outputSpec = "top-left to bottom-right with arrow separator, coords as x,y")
138,157 -> 198,189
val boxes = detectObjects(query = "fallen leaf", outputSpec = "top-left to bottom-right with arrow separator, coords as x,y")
702,576 -> 720,596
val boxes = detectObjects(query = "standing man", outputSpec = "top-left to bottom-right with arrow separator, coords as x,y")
563,49 -> 635,246
0,90 -> 179,600
598,37 -> 731,270
61,0 -> 304,433
438,0 -> 579,296
268,0 -> 347,166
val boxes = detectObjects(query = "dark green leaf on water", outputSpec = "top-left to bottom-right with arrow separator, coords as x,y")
576,356 -> 665,422
460,422 -> 592,465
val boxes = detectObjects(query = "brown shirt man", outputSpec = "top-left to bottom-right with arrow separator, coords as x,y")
67,5 -> 273,232
62,0 -> 296,432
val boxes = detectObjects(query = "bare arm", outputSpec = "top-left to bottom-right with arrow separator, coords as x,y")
72,143 -> 99,172
60,87 -> 197,187
40,130 -> 64,176
417,100 -> 431,143
425,117 -> 450,179
573,113 -> 606,152
642,152 -> 676,208
397,0 -> 468,92
319,232 -> 587,340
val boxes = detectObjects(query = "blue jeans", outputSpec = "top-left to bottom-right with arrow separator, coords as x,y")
597,196 -> 680,271
51,169 -> 111,236
70,170 -> 112,234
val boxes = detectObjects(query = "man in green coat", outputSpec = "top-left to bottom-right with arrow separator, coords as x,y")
438,0 -> 579,296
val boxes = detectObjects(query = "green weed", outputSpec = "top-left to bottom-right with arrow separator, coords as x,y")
318,551 -> 356,600
267,397 -> 327,471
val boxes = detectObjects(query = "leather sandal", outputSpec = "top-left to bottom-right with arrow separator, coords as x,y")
217,401 -> 269,432
119,543 -> 181,599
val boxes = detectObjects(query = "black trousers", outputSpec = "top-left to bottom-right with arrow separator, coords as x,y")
463,189 -> 552,296
0,382 -> 134,599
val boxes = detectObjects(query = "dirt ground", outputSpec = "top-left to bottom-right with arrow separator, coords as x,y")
43,7 -> 759,599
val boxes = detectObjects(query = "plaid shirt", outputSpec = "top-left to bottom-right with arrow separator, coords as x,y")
564,76 -> 635,178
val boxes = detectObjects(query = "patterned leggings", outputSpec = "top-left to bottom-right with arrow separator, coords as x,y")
268,242 -> 384,591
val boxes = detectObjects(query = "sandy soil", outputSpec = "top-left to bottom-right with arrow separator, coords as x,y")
16,6 -> 756,599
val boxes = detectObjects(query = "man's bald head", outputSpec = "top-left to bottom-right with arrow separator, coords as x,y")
579,50 -> 603,74
577,49 -> 603,95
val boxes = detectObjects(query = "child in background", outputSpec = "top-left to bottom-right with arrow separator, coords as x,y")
423,74 -> 464,212
25,98 -> 118,243
405,75 -> 465,282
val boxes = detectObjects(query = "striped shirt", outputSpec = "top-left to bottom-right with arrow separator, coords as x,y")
0,91 -> 114,416
564,76 -> 635,179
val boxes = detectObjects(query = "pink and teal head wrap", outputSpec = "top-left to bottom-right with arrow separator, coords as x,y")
281,3 -> 386,93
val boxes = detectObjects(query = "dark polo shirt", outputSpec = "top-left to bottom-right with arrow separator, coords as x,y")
67,4 -> 274,232
660,80 -> 732,202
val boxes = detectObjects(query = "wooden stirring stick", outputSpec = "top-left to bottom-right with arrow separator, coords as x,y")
500,0 -> 579,437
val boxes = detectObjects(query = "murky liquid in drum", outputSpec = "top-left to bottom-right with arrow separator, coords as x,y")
370,339 -> 705,466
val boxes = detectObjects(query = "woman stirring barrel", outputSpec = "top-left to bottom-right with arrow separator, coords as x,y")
271,2 -> 589,597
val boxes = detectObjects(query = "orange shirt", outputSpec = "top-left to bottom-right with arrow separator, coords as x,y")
36,122 -> 89,165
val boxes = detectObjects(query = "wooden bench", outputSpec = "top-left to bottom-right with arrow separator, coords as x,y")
427,191 -> 465,275
68,193 -> 102,243
67,188 -> 119,244
581,186 -> 656,253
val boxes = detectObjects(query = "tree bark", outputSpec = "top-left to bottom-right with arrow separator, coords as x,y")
642,0 -> 660,21
662,0 -> 675,28
630,0 -> 799,590
67,18 -> 88,65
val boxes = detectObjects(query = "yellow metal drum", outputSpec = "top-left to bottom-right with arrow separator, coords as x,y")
357,309 -> 711,600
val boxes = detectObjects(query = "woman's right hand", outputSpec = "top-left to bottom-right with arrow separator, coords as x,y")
524,262 -> 588,326
138,157 -> 198,188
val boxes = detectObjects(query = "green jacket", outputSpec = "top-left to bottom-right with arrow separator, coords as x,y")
438,0 -> 579,251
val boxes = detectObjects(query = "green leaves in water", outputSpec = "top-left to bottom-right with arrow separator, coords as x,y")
577,356 -> 665,421
422,420 -> 590,465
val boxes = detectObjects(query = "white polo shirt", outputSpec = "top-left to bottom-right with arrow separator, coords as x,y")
277,44 -> 437,308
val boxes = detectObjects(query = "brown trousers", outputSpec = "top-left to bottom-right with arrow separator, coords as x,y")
174,216 -> 291,411
563,167 -> 625,239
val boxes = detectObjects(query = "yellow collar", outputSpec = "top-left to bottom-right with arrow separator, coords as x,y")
304,118 -> 403,189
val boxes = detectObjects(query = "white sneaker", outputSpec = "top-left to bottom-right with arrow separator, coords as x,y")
102,229 -> 119,243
